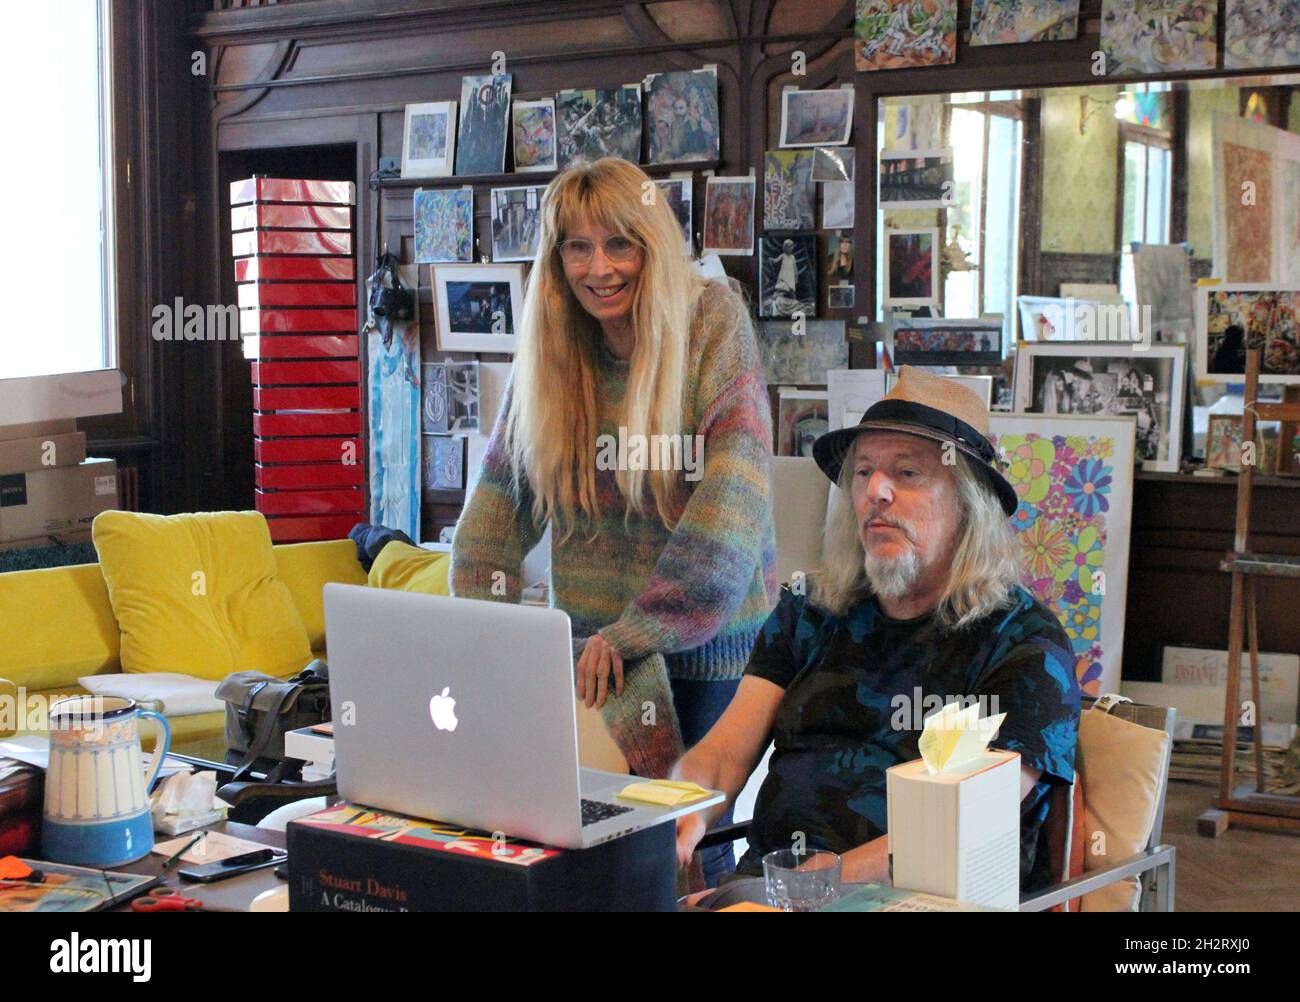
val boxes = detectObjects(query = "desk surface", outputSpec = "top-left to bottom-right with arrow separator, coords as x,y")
111,822 -> 286,912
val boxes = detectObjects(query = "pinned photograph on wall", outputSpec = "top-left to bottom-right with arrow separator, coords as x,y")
702,176 -> 755,256
827,230 -> 854,281
891,316 -> 1003,366
855,0 -> 957,71
758,319 -> 847,385
777,389 -> 830,458
1012,342 -> 1187,471
884,228 -> 938,306
446,360 -> 481,434
432,262 -> 525,353
1099,0 -> 1216,76
654,177 -> 694,255
423,435 -> 466,491
812,146 -> 855,182
764,150 -> 815,230
970,0 -> 1080,45
402,101 -> 457,178
557,85 -> 643,167
456,74 -> 512,175
779,88 -> 854,148
421,362 -> 449,434
1224,0 -> 1300,70
490,186 -> 543,262
414,187 -> 474,263
1196,284 -> 1300,383
822,180 -> 854,229
511,98 -> 557,172
644,68 -> 720,164
759,235 -> 817,319
828,284 -> 855,310
879,148 -> 954,209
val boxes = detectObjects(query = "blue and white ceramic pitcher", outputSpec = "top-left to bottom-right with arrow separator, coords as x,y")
41,696 -> 172,866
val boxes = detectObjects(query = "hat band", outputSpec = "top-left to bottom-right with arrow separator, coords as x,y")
862,398 -> 996,464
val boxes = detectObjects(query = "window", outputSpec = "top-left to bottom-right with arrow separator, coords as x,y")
1118,123 -> 1172,306
0,1 -> 116,380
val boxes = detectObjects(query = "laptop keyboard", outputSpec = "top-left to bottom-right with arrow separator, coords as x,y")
581,798 -> 635,827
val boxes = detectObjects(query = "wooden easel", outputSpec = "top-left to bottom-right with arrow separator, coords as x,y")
1198,350 -> 1300,837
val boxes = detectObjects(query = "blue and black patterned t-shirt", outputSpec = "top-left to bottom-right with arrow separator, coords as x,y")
737,584 -> 1081,891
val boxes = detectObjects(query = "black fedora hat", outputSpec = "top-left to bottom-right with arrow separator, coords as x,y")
812,366 -> 1019,517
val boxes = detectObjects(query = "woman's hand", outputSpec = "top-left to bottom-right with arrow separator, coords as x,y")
575,632 -> 624,709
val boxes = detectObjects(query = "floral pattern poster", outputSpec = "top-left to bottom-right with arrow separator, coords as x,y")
989,414 -> 1136,695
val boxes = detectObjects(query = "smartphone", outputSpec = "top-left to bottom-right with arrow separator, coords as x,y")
177,848 -> 287,883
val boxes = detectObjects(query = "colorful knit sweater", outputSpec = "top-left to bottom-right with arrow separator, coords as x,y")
450,280 -> 778,683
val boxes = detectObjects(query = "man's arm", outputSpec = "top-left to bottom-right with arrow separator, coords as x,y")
839,764 -> 1044,884
671,676 -> 784,867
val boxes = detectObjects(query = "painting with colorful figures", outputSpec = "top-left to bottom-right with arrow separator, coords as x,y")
855,0 -> 957,71
988,413 -> 1136,695
970,0 -> 1080,45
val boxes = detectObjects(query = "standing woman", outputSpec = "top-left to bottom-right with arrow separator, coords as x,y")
451,158 -> 777,885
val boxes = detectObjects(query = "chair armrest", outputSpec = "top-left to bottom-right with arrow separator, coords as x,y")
1018,844 -> 1176,912
216,777 -> 338,808
696,820 -> 750,850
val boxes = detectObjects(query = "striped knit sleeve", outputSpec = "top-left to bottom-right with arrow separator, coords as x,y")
598,286 -> 773,660
449,385 -> 545,602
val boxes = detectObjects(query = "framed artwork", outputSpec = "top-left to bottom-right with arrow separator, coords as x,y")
414,188 -> 474,264
702,176 -> 755,256
1012,341 -> 1187,472
764,150 -> 816,230
988,413 -> 1137,695
556,85 -> 643,168
758,319 -> 847,385
1016,295 -> 1121,341
421,362 -> 449,434
1211,113 -> 1278,284
510,98 -> 557,172
654,177 -> 694,255
855,0 -> 957,71
759,235 -> 817,319
828,285 -> 855,310
1205,414 -> 1251,472
891,316 -> 1002,366
776,389 -> 829,458
489,186 -> 543,262
1224,0 -> 1300,70
456,74 -> 512,175
884,228 -> 939,306
1196,284 -> 1300,384
822,181 -> 854,229
401,101 -> 457,179
644,68 -> 720,165
779,88 -> 854,148
423,435 -> 466,492
431,263 -> 525,354
970,0 -> 1080,45
1099,0 -> 1216,76
878,149 -> 953,209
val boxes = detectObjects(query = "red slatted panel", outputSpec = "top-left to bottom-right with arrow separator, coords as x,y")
239,307 -> 356,333
265,513 -> 366,543
236,257 -> 355,283
231,204 -> 352,231
230,178 -> 356,205
242,335 -> 359,360
254,385 -> 361,410
256,463 -> 365,489
237,283 -> 356,309
253,412 -> 363,437
255,488 -> 365,516
232,230 -> 352,257
254,437 -> 362,464
251,360 -> 361,385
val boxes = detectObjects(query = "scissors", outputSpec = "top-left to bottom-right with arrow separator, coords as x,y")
131,887 -> 204,912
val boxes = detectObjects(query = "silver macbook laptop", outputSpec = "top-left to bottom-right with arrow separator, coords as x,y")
322,584 -> 723,849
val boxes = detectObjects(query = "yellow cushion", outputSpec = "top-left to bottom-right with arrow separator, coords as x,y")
273,538 -> 368,651
367,542 -> 451,595
92,510 -> 312,681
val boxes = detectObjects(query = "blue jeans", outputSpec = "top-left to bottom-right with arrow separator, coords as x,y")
670,676 -> 741,888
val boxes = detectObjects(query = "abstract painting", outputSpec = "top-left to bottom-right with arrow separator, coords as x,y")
414,188 -> 474,264
764,150 -> 815,230
368,264 -> 421,540
988,413 -> 1136,695
456,74 -> 512,175
1099,0 -> 1216,76
644,69 -> 720,165
702,176 -> 755,256
822,181 -> 854,229
1223,142 -> 1274,282
779,88 -> 854,147
884,228 -> 938,306
1196,285 -> 1300,383
1224,0 -> 1300,69
402,101 -> 456,179
970,0 -> 1080,44
855,0 -> 957,71
423,435 -> 466,491
758,319 -> 847,385
557,85 -> 643,168
510,98 -> 557,172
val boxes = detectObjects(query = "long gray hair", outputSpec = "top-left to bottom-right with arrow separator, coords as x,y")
811,446 -> 1021,628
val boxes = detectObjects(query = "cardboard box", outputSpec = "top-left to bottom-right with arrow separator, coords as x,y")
0,432 -> 87,476
0,458 -> 117,543
0,419 -> 77,443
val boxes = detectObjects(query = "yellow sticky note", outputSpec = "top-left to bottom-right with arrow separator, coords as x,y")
615,780 -> 712,806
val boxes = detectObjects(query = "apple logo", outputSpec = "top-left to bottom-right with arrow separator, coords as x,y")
429,686 -> 459,732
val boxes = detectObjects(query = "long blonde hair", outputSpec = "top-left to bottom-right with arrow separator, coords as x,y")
506,158 -> 705,538
812,447 -> 1022,628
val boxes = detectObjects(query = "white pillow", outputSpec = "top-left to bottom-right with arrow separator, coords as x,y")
77,673 -> 222,717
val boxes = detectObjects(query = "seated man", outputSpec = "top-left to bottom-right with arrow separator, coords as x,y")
674,367 -> 1081,892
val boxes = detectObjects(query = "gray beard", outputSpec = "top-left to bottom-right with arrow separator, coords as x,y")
863,546 -> 920,601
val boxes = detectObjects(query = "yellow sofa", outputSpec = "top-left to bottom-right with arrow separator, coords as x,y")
0,539 -> 369,748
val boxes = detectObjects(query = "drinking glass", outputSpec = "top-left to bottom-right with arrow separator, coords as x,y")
762,849 -> 842,911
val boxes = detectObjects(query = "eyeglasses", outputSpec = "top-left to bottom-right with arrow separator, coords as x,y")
557,235 -> 642,266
